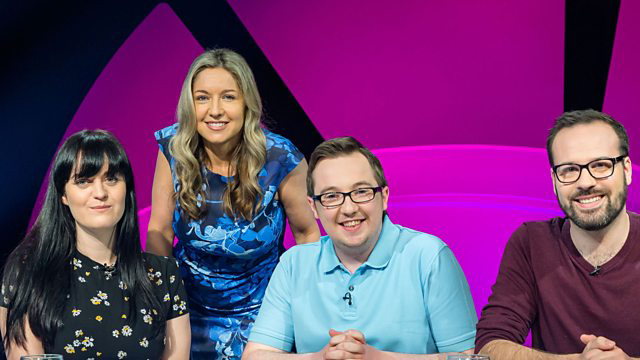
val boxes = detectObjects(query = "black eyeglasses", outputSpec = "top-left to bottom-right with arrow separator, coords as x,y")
553,155 -> 627,184
312,186 -> 383,208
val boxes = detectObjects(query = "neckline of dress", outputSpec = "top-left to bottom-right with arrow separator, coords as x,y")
73,250 -> 119,275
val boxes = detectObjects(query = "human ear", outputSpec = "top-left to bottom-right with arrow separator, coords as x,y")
381,186 -> 390,211
307,197 -> 319,219
624,156 -> 632,186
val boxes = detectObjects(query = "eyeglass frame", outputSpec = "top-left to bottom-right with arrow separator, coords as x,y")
312,186 -> 383,208
552,154 -> 628,184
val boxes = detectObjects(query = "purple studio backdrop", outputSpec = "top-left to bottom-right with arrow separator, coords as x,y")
29,1 -> 640,332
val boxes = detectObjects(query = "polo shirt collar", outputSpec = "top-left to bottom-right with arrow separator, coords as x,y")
363,215 -> 397,269
319,215 -> 398,273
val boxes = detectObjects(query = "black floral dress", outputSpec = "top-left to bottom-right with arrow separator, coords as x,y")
1,252 -> 188,359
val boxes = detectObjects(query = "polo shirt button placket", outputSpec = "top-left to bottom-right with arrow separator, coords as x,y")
340,280 -> 357,319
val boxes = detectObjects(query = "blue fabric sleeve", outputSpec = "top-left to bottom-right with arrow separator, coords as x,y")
248,251 -> 295,351
425,246 -> 477,352
264,131 -> 304,188
154,123 -> 178,163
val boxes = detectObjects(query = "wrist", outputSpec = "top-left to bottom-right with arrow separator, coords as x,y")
557,354 -> 581,360
368,346 -> 391,360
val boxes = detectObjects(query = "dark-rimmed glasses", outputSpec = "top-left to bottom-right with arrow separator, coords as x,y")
553,155 -> 627,184
312,186 -> 383,208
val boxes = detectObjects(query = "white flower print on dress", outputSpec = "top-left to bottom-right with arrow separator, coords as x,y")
81,336 -> 94,347
178,300 -> 187,314
118,350 -> 127,358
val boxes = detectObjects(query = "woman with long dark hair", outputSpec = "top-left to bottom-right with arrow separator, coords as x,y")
0,130 -> 190,359
147,48 -> 319,358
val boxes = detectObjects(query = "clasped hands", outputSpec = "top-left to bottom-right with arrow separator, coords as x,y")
578,334 -> 633,360
314,329 -> 382,360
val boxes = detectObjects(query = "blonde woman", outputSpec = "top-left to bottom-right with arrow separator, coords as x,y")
147,49 -> 319,358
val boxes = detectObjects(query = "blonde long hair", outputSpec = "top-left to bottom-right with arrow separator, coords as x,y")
171,49 -> 266,220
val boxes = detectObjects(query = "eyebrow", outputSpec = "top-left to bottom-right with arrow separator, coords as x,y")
317,181 -> 376,194
555,156 -> 619,167
193,89 -> 238,94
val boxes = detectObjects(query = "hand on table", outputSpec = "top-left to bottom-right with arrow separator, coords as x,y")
578,334 -> 631,360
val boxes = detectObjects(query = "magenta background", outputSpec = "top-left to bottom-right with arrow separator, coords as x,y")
603,0 -> 640,158
226,0 -> 565,149
33,1 -> 640,331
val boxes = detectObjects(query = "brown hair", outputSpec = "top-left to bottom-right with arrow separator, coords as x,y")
547,109 -> 629,165
307,136 -> 387,196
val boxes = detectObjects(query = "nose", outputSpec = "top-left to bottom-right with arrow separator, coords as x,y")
209,98 -> 224,118
340,195 -> 359,215
92,180 -> 108,200
575,167 -> 597,189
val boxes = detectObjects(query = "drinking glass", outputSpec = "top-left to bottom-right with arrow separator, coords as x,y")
447,355 -> 489,360
20,355 -> 63,360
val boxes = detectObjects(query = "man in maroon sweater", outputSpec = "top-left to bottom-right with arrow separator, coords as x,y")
476,110 -> 640,359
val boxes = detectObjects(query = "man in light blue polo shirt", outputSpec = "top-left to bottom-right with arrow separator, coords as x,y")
243,137 -> 477,359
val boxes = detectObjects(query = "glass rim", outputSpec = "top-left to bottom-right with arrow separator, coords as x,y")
313,186 -> 383,207
552,154 -> 626,184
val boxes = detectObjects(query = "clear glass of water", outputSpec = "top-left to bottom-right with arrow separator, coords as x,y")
447,355 -> 490,360
20,355 -> 63,360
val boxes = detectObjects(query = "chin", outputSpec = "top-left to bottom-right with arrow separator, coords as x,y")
342,238 -> 368,248
87,223 -> 119,231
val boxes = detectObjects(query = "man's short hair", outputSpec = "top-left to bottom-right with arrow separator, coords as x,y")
546,109 -> 629,166
307,137 -> 388,196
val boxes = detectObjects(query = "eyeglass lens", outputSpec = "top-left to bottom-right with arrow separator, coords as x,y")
556,159 -> 615,183
320,188 -> 376,207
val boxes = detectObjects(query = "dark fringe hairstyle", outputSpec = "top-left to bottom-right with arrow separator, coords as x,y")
2,130 -> 164,351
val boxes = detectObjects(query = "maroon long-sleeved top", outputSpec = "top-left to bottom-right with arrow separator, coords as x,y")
476,212 -> 640,355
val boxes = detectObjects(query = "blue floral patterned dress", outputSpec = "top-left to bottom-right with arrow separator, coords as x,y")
155,124 -> 303,359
